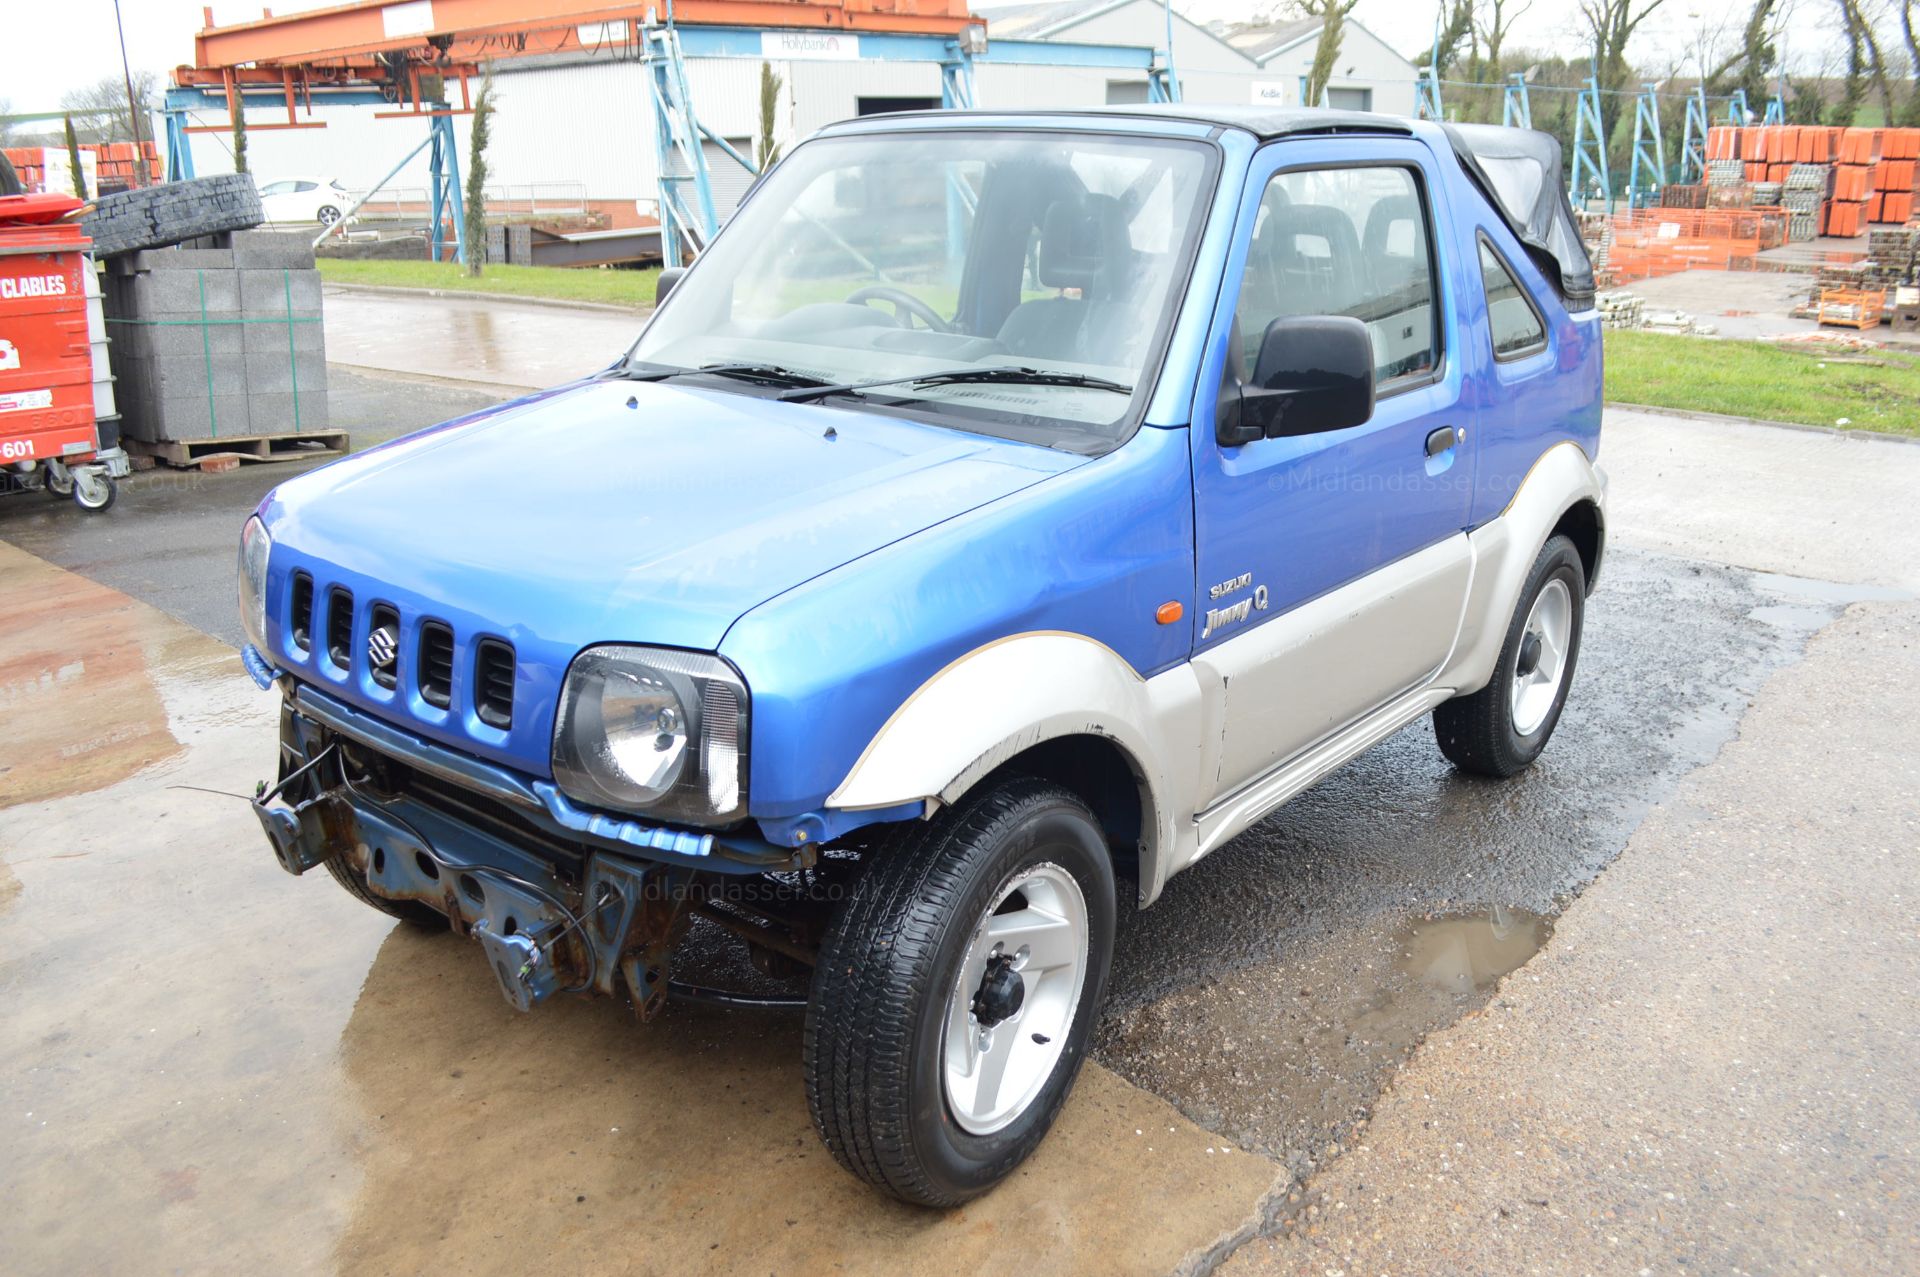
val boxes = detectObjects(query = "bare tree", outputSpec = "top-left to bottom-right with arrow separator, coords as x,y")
0,97 -> 14,148
60,71 -> 160,145
1432,0 -> 1477,76
1476,0 -> 1536,72
1577,0 -> 1670,147
1898,0 -> 1920,121
1840,0 -> 1898,123
1294,0 -> 1361,106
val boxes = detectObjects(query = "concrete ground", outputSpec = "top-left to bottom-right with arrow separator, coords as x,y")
1223,594 -> 1920,1277
4,292 -> 1919,1273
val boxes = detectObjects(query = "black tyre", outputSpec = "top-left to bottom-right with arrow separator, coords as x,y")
82,174 -> 264,258
324,856 -> 446,930
1434,533 -> 1586,777
316,205 -> 342,226
805,777 -> 1116,1207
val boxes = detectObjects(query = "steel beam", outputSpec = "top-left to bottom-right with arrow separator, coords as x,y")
192,0 -> 976,69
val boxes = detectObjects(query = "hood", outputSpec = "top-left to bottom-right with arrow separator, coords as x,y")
264,378 -> 1084,654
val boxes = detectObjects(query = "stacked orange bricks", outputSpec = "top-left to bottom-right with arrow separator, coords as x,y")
0,142 -> 162,196
1709,124 -> 1920,237
1869,129 -> 1918,225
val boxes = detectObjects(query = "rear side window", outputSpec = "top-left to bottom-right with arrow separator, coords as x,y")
1233,165 -> 1438,389
1478,237 -> 1547,359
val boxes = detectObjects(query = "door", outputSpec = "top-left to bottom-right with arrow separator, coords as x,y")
1189,138 -> 1474,806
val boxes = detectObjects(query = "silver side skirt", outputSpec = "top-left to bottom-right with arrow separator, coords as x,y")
1188,683 -> 1455,863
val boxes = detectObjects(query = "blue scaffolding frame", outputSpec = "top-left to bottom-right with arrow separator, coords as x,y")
1414,11 -> 1444,121
163,84 -> 471,264
1679,85 -> 1708,184
1627,82 -> 1664,208
1502,73 -> 1532,130
1569,65 -> 1610,210
651,22 -> 1180,261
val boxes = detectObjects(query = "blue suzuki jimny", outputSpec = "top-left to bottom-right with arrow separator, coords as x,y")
241,106 -> 1604,1205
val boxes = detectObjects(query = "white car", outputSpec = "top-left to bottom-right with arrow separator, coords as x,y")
257,177 -> 351,226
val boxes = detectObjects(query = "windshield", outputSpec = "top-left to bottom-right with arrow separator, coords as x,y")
627,129 -> 1215,449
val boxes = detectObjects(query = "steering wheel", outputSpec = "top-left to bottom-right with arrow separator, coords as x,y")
844,285 -> 952,333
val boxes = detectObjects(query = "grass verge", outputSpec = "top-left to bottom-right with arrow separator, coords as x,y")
1605,329 -> 1920,437
317,257 -> 660,308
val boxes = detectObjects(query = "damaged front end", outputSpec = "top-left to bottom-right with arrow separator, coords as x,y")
254,687 -> 817,1019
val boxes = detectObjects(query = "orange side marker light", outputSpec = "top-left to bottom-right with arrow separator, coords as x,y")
1155,601 -> 1184,625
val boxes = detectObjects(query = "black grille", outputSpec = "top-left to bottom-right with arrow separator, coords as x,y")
418,621 -> 454,709
367,603 -> 400,688
289,572 -> 314,652
326,587 -> 354,669
474,638 -> 515,729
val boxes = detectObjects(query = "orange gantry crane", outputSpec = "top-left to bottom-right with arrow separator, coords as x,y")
164,0 -> 1175,262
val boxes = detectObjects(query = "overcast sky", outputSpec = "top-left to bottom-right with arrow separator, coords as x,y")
0,0 -> 1849,117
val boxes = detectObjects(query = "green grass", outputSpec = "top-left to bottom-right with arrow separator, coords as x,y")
1605,330 -> 1920,437
317,257 -> 661,308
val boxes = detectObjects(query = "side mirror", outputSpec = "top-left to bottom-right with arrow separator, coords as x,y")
654,266 -> 686,307
1217,315 -> 1376,446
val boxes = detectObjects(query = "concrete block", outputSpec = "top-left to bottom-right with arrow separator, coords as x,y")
106,316 -> 247,361
123,268 -> 242,315
244,348 -> 328,395
108,247 -> 237,274
247,388 -> 329,434
119,393 -> 253,442
240,267 -> 323,315
241,312 -> 326,354
228,230 -> 318,270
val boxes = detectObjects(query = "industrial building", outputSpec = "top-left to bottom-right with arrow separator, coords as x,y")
159,0 -> 1417,232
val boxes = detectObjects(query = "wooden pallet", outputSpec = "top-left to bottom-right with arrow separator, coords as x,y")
126,429 -> 349,471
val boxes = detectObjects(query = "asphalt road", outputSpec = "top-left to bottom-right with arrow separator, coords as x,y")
0,369 -> 501,647
0,365 -> 1877,1200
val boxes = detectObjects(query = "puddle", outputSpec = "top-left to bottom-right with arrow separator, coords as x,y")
1395,906 -> 1552,995
1099,905 -> 1555,1172
1748,603 -> 1833,629
1749,571 -> 1915,605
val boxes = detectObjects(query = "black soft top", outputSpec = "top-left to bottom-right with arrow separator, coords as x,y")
1440,122 -> 1597,310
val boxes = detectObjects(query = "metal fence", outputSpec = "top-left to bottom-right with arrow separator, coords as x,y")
345,181 -> 590,220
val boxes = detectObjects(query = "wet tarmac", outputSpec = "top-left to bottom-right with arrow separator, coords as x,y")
322,288 -> 642,391
1094,550 -> 1853,1178
6,361 -> 1915,1270
0,540 -> 1276,1274
0,369 -> 501,648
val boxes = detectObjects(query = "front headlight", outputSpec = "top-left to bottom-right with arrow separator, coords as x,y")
238,516 -> 271,652
551,645 -> 750,826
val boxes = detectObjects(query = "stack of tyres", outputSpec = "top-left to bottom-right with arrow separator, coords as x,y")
0,195 -> 123,509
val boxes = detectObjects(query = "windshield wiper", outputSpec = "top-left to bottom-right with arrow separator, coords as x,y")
612,362 -> 831,388
776,365 -> 1134,404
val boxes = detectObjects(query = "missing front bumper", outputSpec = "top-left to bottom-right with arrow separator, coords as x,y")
253,714 -> 695,1019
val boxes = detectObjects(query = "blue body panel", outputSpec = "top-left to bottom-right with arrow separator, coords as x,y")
251,110 -> 1599,855
259,377 -> 1081,777
720,422 -> 1195,821
1187,132 -> 1474,646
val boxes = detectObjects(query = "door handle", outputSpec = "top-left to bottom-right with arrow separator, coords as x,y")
1425,426 -> 1462,457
